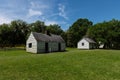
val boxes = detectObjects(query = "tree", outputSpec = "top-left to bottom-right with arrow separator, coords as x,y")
0,24 -> 13,47
10,20 -> 29,46
31,20 -> 46,33
67,18 -> 93,47
61,31 -> 67,45
46,24 -> 63,35
87,19 -> 120,49
87,22 -> 108,48
107,19 -> 120,49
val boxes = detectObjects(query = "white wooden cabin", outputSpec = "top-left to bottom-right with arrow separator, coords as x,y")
77,37 -> 96,49
26,32 -> 65,53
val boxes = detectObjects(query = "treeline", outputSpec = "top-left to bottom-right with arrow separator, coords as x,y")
0,20 -> 63,48
87,19 -> 120,49
0,18 -> 120,49
67,18 -> 120,49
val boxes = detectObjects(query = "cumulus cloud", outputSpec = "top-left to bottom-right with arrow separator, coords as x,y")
58,4 -> 68,20
27,1 -> 50,18
0,0 -> 70,30
0,15 -> 11,24
26,1 -> 69,30
30,2 -> 49,9
28,9 -> 42,17
45,20 -> 58,26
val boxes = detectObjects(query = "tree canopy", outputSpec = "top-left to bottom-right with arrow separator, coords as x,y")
46,24 -> 63,35
0,18 -> 120,49
87,19 -> 120,49
67,18 -> 93,47
0,20 -> 64,48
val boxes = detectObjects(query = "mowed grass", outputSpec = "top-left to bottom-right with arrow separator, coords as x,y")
0,48 -> 120,80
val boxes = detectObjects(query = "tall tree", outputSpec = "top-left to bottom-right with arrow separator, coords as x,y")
87,22 -> 108,48
10,20 -> 29,46
67,18 -> 93,47
31,20 -> 46,33
0,24 -> 13,47
46,24 -> 63,35
87,19 -> 120,49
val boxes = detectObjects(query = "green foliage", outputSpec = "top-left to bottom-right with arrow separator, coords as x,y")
10,20 -> 30,45
0,20 -> 31,47
46,24 -> 63,35
87,19 -> 120,49
0,49 -> 120,80
0,19 -> 66,48
0,24 -> 12,47
61,31 -> 68,45
0,18 -> 120,49
30,20 -> 46,33
67,18 -> 93,47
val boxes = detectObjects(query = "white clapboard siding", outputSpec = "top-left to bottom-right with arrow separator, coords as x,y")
61,43 -> 66,51
77,39 -> 89,49
77,37 -> 96,49
26,33 -> 37,53
26,32 -> 66,53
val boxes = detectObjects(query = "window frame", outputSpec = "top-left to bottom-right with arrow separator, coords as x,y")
82,43 -> 84,46
28,43 -> 32,48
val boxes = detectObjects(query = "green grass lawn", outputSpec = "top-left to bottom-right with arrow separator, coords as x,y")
0,48 -> 120,80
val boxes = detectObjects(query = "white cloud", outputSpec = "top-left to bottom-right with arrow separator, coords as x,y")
26,1 -> 69,29
30,2 -> 49,9
0,15 -> 11,24
58,4 -> 68,20
27,1 -> 50,18
45,21 -> 58,26
28,9 -> 42,17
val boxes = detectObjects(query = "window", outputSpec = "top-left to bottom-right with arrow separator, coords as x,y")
82,43 -> 84,46
28,43 -> 32,48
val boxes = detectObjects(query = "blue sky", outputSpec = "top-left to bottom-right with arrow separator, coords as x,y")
0,0 -> 120,30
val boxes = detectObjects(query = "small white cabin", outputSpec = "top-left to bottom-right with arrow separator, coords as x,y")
77,37 -> 96,49
26,32 -> 65,53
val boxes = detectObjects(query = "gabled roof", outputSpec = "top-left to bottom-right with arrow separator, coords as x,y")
83,37 -> 96,43
78,37 -> 96,43
32,32 -> 65,42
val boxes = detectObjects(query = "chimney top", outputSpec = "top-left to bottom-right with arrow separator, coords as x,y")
45,30 -> 51,36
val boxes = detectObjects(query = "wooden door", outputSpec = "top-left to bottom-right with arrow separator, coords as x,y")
58,43 -> 61,51
45,43 -> 49,53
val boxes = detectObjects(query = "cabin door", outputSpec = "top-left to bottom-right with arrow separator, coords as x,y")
45,43 -> 49,53
58,43 -> 61,51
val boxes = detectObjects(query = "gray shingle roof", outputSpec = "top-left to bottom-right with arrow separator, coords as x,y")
32,32 -> 65,42
83,37 -> 96,43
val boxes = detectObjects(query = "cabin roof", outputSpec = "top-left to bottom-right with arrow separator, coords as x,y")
83,37 -> 96,43
78,37 -> 96,43
32,32 -> 65,42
